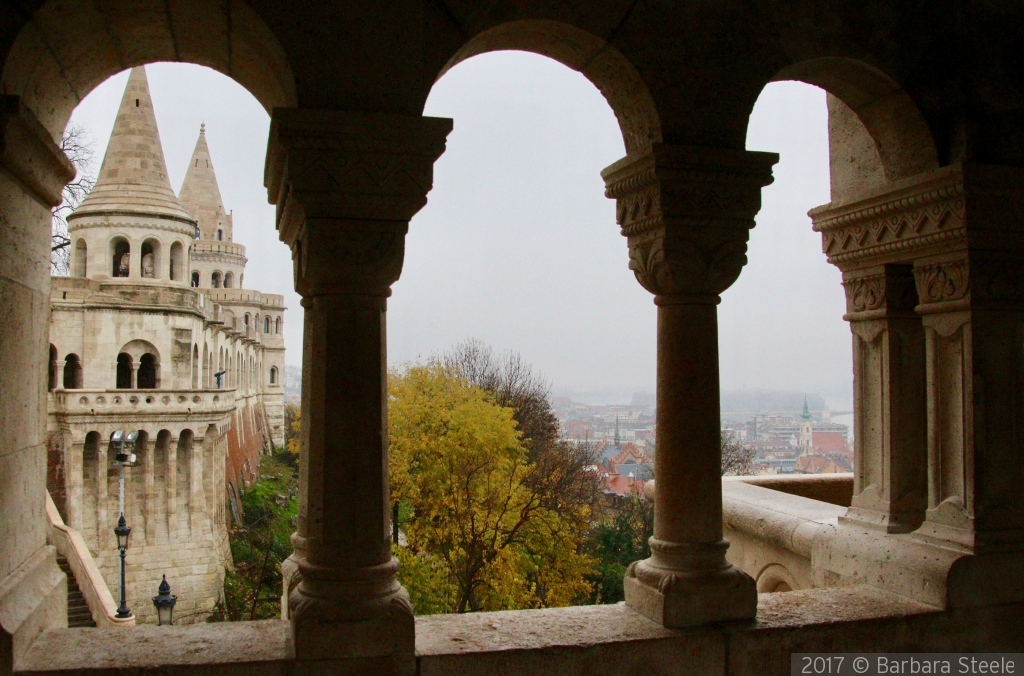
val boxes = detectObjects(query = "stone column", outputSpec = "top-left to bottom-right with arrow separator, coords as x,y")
143,440 -> 155,546
95,440 -> 108,549
167,439 -> 177,539
67,439 -> 84,532
266,109 -> 451,670
602,144 -> 777,627
838,265 -> 927,533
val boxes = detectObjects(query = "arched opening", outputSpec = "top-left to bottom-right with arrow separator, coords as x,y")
169,241 -> 184,281
211,271 -> 222,288
217,229 -> 223,241
275,317 -> 281,334
137,353 -> 159,388
203,345 -> 210,388
191,270 -> 200,287
62,354 -> 83,389
140,238 -> 161,278
111,237 -> 130,277
224,271 -> 233,288
74,239 -> 87,278
270,366 -> 278,385
265,316 -> 271,333
192,344 -> 199,389
48,344 -> 59,392
244,313 -> 250,327
116,353 -> 133,389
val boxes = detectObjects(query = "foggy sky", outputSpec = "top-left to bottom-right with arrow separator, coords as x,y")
67,54 -> 851,409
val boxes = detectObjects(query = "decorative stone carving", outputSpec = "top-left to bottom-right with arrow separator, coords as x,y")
602,144 -> 778,301
141,253 -> 155,278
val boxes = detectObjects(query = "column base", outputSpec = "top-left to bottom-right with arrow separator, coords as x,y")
840,506 -> 924,535
289,558 -> 415,665
624,558 -> 757,628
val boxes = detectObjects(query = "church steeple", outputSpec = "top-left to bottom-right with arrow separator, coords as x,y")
70,66 -> 194,224
800,396 -> 812,421
178,123 -> 232,241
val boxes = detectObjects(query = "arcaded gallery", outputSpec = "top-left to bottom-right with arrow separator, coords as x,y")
1,2 -> 1023,674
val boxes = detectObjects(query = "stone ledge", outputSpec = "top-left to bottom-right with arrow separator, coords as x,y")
16,587 -> 1024,676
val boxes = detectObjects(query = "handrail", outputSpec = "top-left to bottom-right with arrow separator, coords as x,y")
45,492 -> 135,627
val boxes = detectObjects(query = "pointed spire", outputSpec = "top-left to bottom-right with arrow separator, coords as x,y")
801,396 -> 812,421
179,123 -> 231,241
71,66 -> 194,223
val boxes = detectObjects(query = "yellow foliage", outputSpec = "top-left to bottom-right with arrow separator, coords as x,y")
388,362 -> 595,613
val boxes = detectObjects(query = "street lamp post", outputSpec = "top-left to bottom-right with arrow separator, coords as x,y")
110,429 -> 138,619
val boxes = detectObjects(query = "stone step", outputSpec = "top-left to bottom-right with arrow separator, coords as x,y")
56,555 -> 96,628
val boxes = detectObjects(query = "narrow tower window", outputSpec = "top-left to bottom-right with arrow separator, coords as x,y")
135,99 -> 139,107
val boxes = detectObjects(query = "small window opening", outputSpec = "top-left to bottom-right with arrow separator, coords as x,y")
217,229 -> 223,241
135,99 -> 139,107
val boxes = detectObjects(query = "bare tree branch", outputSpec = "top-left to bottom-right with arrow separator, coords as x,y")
51,124 -> 96,275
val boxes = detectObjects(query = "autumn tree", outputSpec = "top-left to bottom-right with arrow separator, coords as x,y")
52,124 -> 96,275
389,361 -> 596,613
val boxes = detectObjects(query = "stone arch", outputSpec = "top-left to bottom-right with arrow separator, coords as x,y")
755,563 -> 799,593
176,429 -> 194,534
224,271 -> 234,288
169,241 -> 184,281
0,0 -> 297,141
264,316 -> 271,334
275,317 -> 281,334
116,353 -> 133,389
211,271 -> 222,288
436,20 -> 661,155
62,353 -> 83,389
73,238 -> 87,278
191,270 -> 200,287
140,237 -> 161,279
47,344 -> 58,392
766,57 -> 939,187
138,353 -> 159,389
270,366 -> 278,385
203,344 -> 211,388
110,236 -> 130,277
119,339 -> 160,389
192,344 -> 200,389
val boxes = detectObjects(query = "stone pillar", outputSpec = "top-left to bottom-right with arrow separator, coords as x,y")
189,435 -> 205,538
602,145 -> 777,627
143,440 -> 155,546
0,97 -> 74,663
167,439 -> 177,539
839,265 -> 927,533
266,109 -> 451,670
95,441 -> 109,549
810,162 -> 1024,607
67,439 -> 84,533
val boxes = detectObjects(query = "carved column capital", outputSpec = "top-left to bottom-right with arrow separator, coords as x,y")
602,145 -> 777,302
265,109 -> 453,296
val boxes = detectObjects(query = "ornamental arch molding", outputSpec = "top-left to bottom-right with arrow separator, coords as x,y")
0,0 -> 297,139
436,20 -> 661,156
765,57 -> 939,189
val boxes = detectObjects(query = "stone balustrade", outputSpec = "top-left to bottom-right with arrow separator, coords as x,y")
51,388 -> 235,417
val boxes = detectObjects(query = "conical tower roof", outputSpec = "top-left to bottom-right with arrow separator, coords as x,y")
178,124 -> 230,240
70,66 -> 195,224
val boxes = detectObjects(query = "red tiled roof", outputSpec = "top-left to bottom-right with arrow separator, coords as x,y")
812,432 -> 849,453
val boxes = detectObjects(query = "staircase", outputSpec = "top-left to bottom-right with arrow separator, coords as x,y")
57,555 -> 96,628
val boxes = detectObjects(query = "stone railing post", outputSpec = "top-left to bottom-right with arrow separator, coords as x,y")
602,144 -> 777,627
839,264 -> 927,533
266,109 -> 451,670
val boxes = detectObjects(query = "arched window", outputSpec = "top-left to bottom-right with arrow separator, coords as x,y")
62,354 -> 83,389
191,271 -> 200,287
111,238 -> 130,277
48,344 -> 58,392
137,353 -> 159,389
116,353 -> 133,389
140,238 -> 161,279
192,344 -> 199,389
217,229 -> 223,241
211,271 -> 222,288
275,317 -> 281,334
203,345 -> 210,388
264,316 -> 271,333
169,241 -> 184,281
270,366 -> 278,385
224,271 -> 233,288
244,313 -> 250,327
74,239 -> 87,278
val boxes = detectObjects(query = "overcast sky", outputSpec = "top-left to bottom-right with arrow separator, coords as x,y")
67,54 -> 850,408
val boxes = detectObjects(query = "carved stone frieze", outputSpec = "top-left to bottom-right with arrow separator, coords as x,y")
843,266 -> 917,315
602,145 -> 777,300
914,260 -> 970,305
